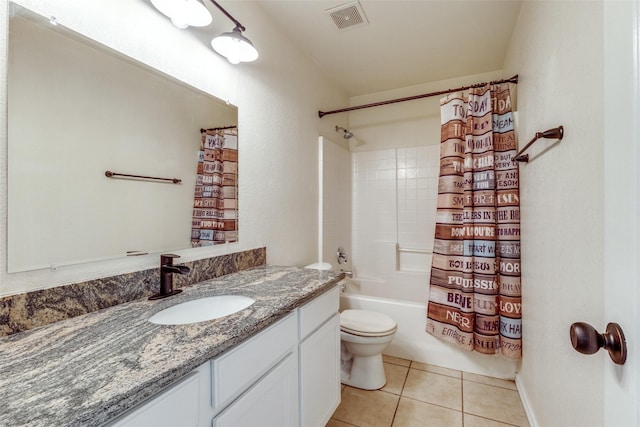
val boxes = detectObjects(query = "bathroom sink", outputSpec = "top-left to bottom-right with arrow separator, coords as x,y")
148,295 -> 255,325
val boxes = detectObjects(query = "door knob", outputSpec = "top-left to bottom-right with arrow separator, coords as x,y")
569,322 -> 627,365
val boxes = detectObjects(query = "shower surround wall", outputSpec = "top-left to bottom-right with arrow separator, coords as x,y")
321,137 -> 352,271
351,146 -> 439,302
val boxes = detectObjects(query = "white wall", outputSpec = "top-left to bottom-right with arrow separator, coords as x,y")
0,0 -> 348,295
502,2 -> 605,426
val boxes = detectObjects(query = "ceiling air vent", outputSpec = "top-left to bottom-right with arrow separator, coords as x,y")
325,1 -> 369,31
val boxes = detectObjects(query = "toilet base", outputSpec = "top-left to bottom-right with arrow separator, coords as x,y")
340,353 -> 386,390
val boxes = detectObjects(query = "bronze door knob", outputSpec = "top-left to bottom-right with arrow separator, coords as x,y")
569,322 -> 627,365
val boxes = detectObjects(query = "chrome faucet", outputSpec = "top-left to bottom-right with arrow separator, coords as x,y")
149,254 -> 191,300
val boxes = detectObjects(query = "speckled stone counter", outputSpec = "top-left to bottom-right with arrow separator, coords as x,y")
0,248 -> 266,337
0,265 -> 341,427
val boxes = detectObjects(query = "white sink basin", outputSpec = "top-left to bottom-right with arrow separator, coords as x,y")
149,295 -> 256,325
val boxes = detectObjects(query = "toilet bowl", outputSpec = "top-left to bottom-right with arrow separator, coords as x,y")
340,309 -> 397,390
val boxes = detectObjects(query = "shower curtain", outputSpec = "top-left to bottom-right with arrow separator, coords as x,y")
191,127 -> 238,247
426,84 -> 521,359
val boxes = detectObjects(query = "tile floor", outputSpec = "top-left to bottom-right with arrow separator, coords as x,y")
327,355 -> 529,427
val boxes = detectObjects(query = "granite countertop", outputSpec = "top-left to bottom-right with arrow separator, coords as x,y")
0,265 -> 341,427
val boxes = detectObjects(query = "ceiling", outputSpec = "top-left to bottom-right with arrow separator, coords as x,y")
254,0 -> 523,96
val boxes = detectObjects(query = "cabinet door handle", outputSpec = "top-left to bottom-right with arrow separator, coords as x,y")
569,322 -> 627,365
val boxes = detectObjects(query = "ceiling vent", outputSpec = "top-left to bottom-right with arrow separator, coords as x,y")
325,1 -> 369,31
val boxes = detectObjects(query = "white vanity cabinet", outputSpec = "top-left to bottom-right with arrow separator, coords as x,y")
105,285 -> 340,427
211,312 -> 299,426
298,286 -> 341,427
215,285 -> 341,427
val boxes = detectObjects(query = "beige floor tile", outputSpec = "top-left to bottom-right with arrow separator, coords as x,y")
383,354 -> 411,367
332,386 -> 399,427
464,413 -> 526,427
463,381 -> 529,426
463,372 -> 517,390
326,418 -> 358,427
410,362 -> 462,379
402,369 -> 462,411
392,397 -> 463,427
380,362 -> 409,395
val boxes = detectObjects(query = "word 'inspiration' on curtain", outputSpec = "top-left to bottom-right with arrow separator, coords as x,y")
191,127 -> 238,247
426,84 -> 521,359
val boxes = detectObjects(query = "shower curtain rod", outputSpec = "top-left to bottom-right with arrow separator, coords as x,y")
200,125 -> 238,132
318,74 -> 519,118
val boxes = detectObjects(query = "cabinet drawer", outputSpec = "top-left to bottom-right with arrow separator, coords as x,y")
211,312 -> 297,412
298,285 -> 339,339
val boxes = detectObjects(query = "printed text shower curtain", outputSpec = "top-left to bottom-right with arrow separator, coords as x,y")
426,84 -> 521,359
191,127 -> 238,246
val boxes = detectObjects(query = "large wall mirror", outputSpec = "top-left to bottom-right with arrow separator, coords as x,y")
8,3 -> 239,273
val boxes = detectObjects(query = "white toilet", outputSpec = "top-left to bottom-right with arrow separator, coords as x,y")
340,309 -> 397,390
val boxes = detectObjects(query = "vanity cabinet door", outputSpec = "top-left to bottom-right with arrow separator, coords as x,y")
298,285 -> 341,427
299,313 -> 341,427
105,370 -> 201,427
212,352 -> 298,427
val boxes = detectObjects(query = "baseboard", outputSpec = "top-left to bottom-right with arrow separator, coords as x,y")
515,373 -> 538,427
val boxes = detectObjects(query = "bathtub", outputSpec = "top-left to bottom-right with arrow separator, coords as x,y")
339,278 -> 519,379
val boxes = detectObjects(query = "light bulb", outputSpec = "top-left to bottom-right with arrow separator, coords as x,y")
150,0 -> 212,29
226,40 -> 241,65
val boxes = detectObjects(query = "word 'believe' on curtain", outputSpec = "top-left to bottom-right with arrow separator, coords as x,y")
426,83 -> 521,359
191,128 -> 238,247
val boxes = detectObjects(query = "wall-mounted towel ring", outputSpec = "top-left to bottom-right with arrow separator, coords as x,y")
513,126 -> 564,162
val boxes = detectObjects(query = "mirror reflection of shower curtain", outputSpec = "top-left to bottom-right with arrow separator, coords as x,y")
426,84 -> 521,359
191,127 -> 238,246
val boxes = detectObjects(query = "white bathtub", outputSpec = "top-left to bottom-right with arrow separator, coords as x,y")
339,279 -> 519,379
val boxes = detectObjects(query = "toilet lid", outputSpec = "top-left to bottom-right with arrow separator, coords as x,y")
340,309 -> 397,336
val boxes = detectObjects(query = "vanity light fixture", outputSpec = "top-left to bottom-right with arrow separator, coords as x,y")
208,0 -> 259,64
150,0 -> 258,64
